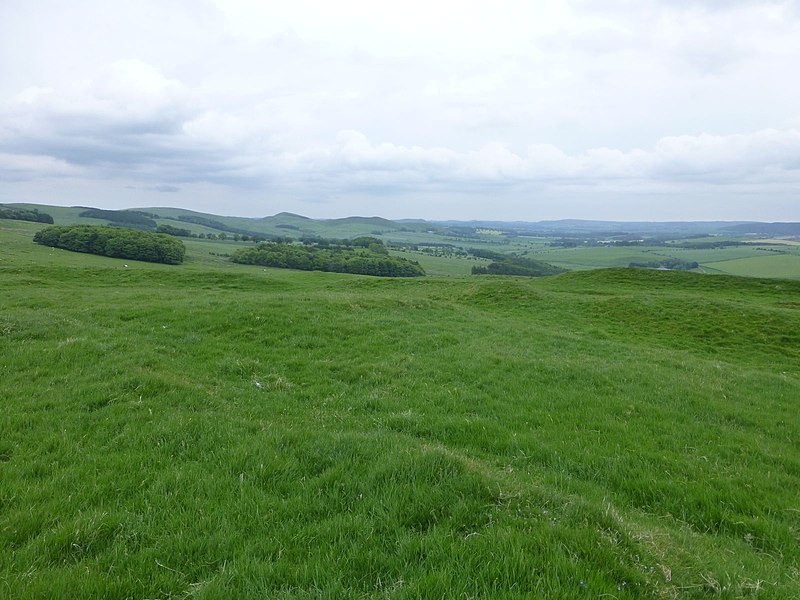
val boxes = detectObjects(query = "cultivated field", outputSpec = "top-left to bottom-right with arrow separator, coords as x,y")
2,219 -> 800,598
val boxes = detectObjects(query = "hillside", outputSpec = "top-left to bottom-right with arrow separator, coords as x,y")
2,218 -> 799,598
4,202 -> 800,280
723,222 -> 800,236
0,204 -> 432,240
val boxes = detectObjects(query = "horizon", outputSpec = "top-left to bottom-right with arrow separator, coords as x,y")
2,1 -> 799,222
5,200 -> 797,226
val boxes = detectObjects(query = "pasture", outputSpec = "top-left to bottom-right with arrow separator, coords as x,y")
5,203 -> 800,279
1,218 -> 799,598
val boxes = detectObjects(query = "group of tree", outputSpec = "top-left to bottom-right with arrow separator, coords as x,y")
152,228 -> 268,242
669,240 -> 749,250
295,235 -> 385,250
468,249 -> 564,277
172,215 -> 266,239
79,208 -> 159,230
156,224 -> 192,237
34,225 -> 185,264
231,238 -> 425,277
723,222 -> 800,236
0,206 -> 54,224
628,259 -> 699,271
70,209 -> 278,241
549,238 -> 651,248
467,248 -> 507,261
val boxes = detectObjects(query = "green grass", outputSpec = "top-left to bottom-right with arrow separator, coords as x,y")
665,247 -> 776,263
2,218 -> 800,598
702,254 -> 800,279
530,245 -> 763,269
527,246 -> 668,269
527,244 -> 800,280
389,249 -> 489,276
6,203 -> 800,280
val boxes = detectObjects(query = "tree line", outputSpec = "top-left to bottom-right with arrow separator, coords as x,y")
156,224 -> 193,237
629,259 -> 699,271
468,248 -> 564,277
76,208 -> 275,241
231,239 -> 425,277
172,215 -> 268,239
34,225 -> 185,264
79,208 -> 159,229
0,206 -> 54,224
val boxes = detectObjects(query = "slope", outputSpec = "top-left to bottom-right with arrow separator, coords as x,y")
1,219 -> 799,598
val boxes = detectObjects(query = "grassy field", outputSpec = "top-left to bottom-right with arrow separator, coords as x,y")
700,254 -> 800,279
528,246 -> 669,270
2,218 -> 800,598
389,249 -> 489,276
525,245 -> 799,280
5,203 -> 800,279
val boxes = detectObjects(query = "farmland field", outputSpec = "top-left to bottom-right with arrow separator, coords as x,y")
700,254 -> 800,279
4,203 -> 800,280
528,244 -> 800,278
2,218 -> 800,598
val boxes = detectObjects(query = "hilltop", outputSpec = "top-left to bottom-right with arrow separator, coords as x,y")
2,201 -> 794,241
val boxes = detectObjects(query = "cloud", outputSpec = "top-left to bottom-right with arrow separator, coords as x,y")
0,59 -> 263,185
3,56 -> 799,196
1,1 -> 799,220
276,128 -> 800,189
4,60 -> 191,139
651,129 -> 800,180
0,152 -> 80,181
151,184 -> 181,193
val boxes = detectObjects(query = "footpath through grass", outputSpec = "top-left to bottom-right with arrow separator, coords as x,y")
1,221 -> 800,598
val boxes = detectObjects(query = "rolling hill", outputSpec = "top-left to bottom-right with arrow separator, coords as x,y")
1,216 -> 799,598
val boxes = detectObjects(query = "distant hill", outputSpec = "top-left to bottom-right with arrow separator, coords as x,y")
271,212 -> 311,220
723,222 -> 800,236
1,204 -> 434,240
434,219 -> 755,236
324,216 -> 399,227
4,201 -> 796,242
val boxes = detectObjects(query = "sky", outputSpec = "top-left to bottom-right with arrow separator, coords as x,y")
1,0 -> 799,221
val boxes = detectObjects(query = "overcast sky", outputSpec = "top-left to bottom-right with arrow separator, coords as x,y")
1,0 -> 799,221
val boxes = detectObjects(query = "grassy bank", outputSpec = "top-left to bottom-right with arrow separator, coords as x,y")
2,220 -> 799,598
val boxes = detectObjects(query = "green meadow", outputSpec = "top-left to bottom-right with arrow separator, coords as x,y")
2,218 -> 800,598
527,245 -> 800,279
5,203 -> 800,280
